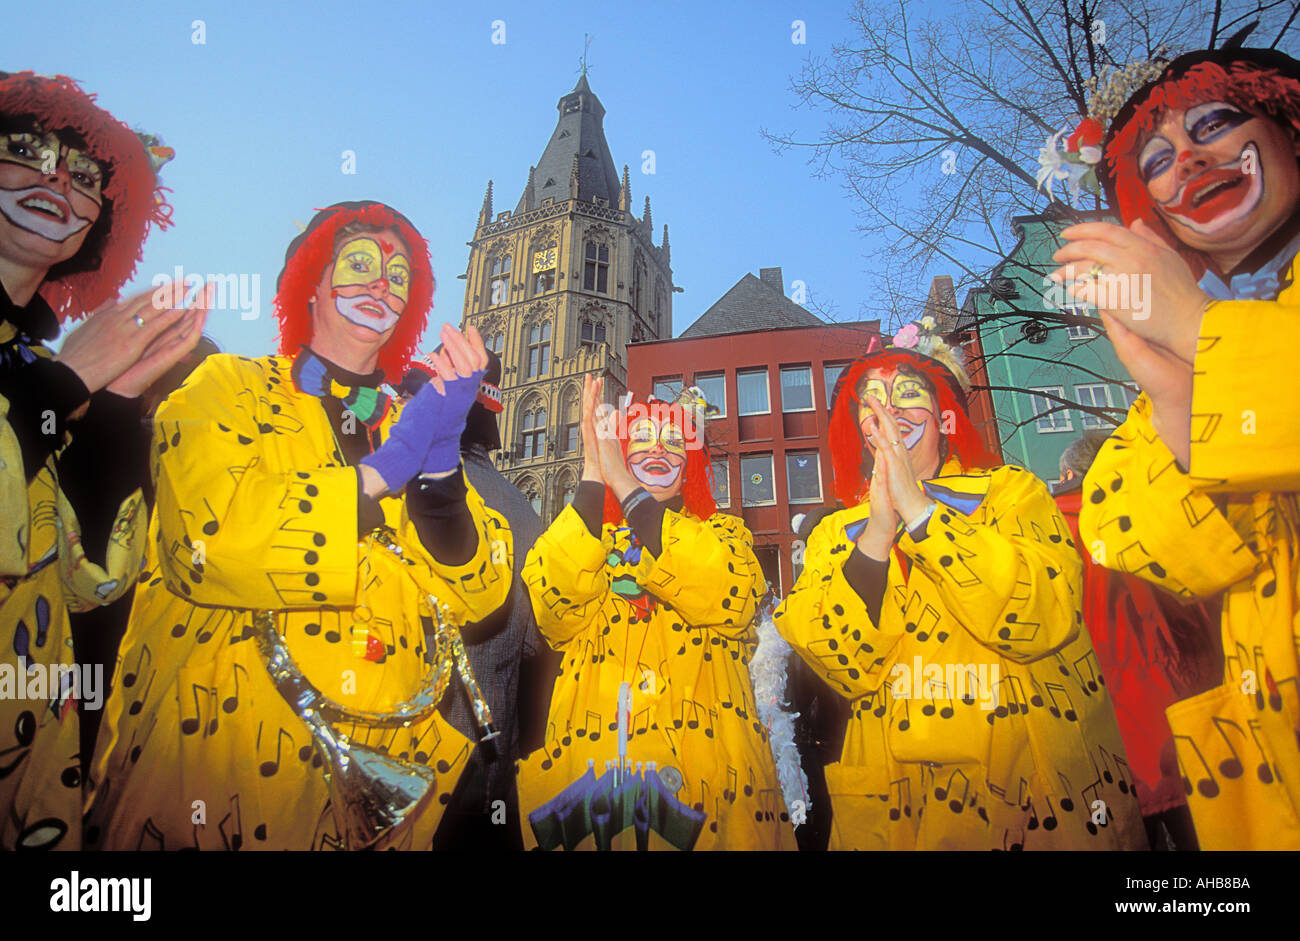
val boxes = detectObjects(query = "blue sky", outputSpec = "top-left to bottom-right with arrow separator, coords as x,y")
3,0 -> 904,356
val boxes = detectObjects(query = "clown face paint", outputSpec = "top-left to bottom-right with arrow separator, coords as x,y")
1139,101 -> 1300,253
0,129 -> 103,243
626,415 -> 687,498
858,371 -> 937,449
857,365 -> 943,476
329,234 -> 410,334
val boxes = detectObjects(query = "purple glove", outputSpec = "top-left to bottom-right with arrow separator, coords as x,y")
421,367 -> 484,475
361,367 -> 484,490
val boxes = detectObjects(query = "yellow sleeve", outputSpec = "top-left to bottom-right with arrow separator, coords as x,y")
1188,295 -> 1300,492
640,511 -> 763,637
393,482 -> 513,625
0,398 -> 30,577
152,355 -> 373,610
522,504 -> 610,650
900,466 -> 1083,664
773,509 -> 899,698
1079,397 -> 1257,599
0,394 -> 145,608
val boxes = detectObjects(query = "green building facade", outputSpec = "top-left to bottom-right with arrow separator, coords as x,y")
965,207 -> 1138,482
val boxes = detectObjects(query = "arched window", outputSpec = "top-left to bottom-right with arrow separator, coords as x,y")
557,474 -> 577,508
583,241 -> 609,293
560,386 -> 581,454
579,319 -> 606,349
520,478 -> 542,517
521,406 -> 547,459
526,321 -> 551,378
487,254 -> 511,307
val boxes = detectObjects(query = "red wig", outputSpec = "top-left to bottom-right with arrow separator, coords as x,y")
0,72 -> 173,320
1103,54 -> 1300,277
828,350 -> 998,506
600,398 -> 716,525
273,201 -> 434,381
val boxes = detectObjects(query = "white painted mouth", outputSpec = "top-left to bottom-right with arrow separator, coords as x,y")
0,185 -> 92,242
335,293 -> 400,333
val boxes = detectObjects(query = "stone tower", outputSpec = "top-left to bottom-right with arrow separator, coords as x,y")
461,74 -> 674,523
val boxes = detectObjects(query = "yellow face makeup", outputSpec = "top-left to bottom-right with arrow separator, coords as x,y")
331,236 -> 410,305
857,373 -> 936,415
1,130 -> 105,201
626,417 -> 687,459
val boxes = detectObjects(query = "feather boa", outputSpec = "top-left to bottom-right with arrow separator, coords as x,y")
749,593 -> 810,827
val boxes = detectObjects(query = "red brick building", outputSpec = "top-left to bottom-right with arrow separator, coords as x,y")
626,267 -> 882,593
625,268 -> 1001,595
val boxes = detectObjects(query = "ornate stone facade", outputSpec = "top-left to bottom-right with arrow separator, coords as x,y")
460,76 -> 674,524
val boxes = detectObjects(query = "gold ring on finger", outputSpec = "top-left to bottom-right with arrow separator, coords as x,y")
1088,263 -> 1103,277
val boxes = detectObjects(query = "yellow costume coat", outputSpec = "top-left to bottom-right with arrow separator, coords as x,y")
776,460 -> 1145,850
1080,282 -> 1300,849
518,505 -> 795,850
86,354 -> 511,850
0,385 -> 145,851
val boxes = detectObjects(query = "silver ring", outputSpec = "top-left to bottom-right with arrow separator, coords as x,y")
133,314 -> 146,328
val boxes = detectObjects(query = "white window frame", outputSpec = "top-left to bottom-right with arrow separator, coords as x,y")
1029,386 -> 1073,434
711,456 -> 730,508
740,452 -> 776,507
1075,383 -> 1113,429
652,375 -> 683,402
693,371 -> 727,418
823,361 -> 849,410
737,368 -> 771,417
779,365 -> 816,413
1063,302 -> 1093,340
785,450 -> 823,505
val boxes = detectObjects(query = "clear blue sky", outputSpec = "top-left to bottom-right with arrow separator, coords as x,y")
4,0 -> 901,356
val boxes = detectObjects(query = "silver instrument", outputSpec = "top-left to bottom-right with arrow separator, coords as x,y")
253,589 -> 497,850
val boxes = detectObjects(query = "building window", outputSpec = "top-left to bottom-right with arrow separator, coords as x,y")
823,361 -> 849,410
1064,303 -> 1093,340
780,365 -> 815,412
653,375 -> 682,402
583,241 -> 609,293
559,386 -> 580,454
521,480 -> 542,517
1029,386 -> 1073,433
558,477 -> 577,508
521,407 -> 547,459
580,320 -> 606,349
737,368 -> 770,416
632,259 -> 645,315
741,453 -> 776,506
526,322 -> 551,378
488,255 -> 511,307
786,451 -> 823,504
693,372 -> 726,417
711,457 -> 730,508
654,278 -> 666,334
1075,383 -> 1113,429
486,331 -> 504,354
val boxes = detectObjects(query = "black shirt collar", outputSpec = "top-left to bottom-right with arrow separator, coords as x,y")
0,279 -> 59,343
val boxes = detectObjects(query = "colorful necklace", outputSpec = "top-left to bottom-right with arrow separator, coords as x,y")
291,347 -> 391,429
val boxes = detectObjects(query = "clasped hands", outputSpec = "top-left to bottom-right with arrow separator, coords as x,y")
578,373 -> 640,503
360,323 -> 487,496
55,279 -> 213,400
1049,219 -> 1212,466
856,395 -> 933,561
